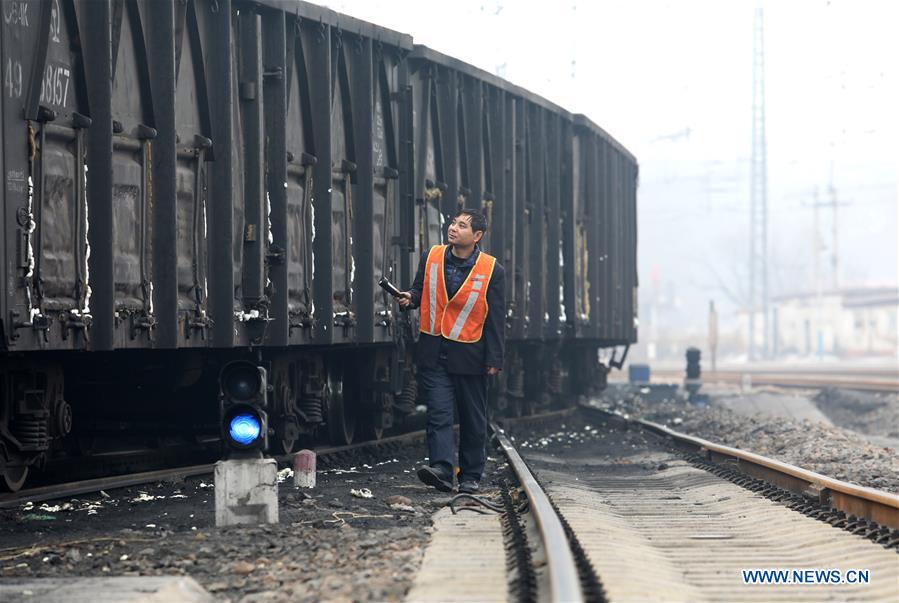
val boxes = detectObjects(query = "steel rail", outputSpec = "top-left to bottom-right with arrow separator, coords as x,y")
491,422 -> 584,603
0,428 -> 428,510
0,409 -> 574,510
644,369 -> 899,392
650,366 -> 899,377
582,403 -> 899,530
0,463 -> 214,510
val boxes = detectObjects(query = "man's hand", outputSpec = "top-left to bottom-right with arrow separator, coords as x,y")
397,291 -> 413,309
486,366 -> 500,376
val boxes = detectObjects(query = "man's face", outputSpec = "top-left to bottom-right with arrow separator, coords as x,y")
447,214 -> 483,247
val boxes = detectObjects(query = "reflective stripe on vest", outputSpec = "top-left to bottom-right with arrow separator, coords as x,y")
419,245 -> 448,337
419,244 -> 496,343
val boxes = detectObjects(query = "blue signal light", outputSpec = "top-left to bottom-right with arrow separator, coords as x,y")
229,412 -> 262,446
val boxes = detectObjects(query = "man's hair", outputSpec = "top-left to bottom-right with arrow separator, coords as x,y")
456,208 -> 488,234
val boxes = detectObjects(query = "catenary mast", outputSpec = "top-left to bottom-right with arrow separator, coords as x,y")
749,6 -> 769,360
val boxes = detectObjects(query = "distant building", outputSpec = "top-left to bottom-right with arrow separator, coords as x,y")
837,288 -> 899,356
739,287 -> 898,358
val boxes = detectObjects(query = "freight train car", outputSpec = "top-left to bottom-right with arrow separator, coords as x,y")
0,0 -> 637,491
405,48 -> 638,416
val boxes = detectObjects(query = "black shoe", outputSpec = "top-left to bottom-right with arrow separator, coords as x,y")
458,480 -> 479,494
417,466 -> 453,492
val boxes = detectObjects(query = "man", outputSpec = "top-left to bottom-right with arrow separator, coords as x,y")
397,208 -> 505,494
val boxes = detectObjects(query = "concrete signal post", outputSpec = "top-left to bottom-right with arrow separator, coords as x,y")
214,361 -> 279,527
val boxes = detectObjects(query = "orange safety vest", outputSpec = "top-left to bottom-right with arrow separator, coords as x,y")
419,245 -> 496,343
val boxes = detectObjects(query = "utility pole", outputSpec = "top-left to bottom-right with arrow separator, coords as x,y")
708,300 -> 719,373
805,177 -> 849,294
827,165 -> 842,290
801,185 -> 849,359
812,189 -> 822,298
749,7 -> 769,361
802,189 -> 832,295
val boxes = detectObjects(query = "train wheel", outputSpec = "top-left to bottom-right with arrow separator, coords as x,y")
1,465 -> 28,492
326,366 -> 356,446
360,415 -> 384,442
357,354 -> 392,442
270,361 -> 299,455
521,398 -> 537,417
359,392 -> 388,442
272,413 -> 299,455
276,429 -> 298,455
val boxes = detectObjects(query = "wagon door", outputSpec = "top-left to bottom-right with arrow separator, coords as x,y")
283,25 -> 316,345
329,34 -> 356,342
109,1 -> 157,346
479,92 -> 496,254
172,1 -> 213,345
369,53 -> 401,343
413,67 -> 445,258
570,126 -> 594,339
2,0 -> 91,350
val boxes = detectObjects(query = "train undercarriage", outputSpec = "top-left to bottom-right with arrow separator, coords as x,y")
0,341 -> 619,492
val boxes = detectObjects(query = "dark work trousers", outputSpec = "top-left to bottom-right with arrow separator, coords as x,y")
417,362 -> 488,483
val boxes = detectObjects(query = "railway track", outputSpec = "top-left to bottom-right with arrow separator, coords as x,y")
485,404 -> 899,602
0,409 -> 577,511
643,367 -> 899,392
582,404 -> 899,533
6,403 -> 899,601
0,428 -> 430,510
492,422 -> 585,603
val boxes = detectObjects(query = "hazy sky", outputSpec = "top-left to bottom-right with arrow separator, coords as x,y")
323,0 -> 897,329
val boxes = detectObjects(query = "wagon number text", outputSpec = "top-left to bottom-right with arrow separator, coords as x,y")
3,2 -> 29,27
40,64 -> 70,107
5,59 -> 22,99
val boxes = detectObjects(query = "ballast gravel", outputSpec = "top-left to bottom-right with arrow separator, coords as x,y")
813,388 -> 899,440
0,439 -> 457,602
595,384 -> 899,494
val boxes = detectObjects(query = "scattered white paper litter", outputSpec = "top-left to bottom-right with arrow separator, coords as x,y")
38,504 -> 62,513
389,503 -> 415,512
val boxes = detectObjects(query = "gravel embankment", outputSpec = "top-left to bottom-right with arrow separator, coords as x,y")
814,388 -> 899,439
594,385 -> 899,494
